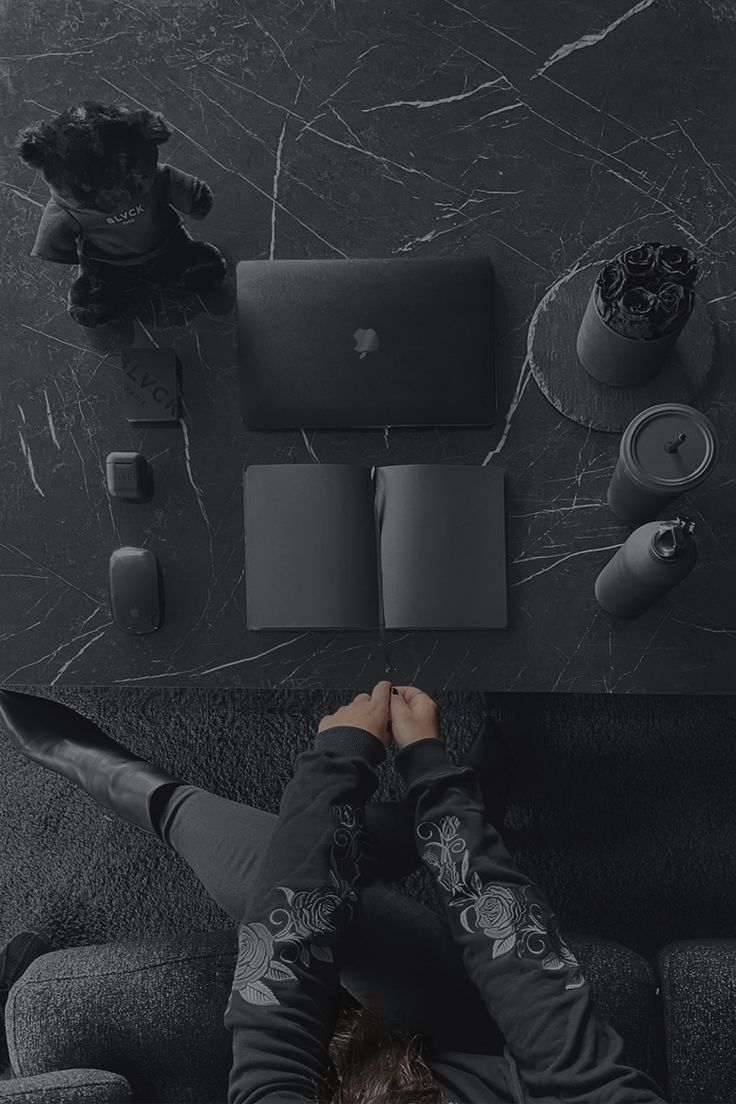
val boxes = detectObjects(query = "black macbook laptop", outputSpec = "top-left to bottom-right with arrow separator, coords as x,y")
236,257 -> 495,429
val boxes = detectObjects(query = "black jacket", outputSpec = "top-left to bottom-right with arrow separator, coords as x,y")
224,726 -> 666,1104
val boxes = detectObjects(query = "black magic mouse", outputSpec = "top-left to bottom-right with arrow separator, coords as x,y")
109,547 -> 162,634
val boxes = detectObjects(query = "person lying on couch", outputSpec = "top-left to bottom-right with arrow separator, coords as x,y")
0,684 -> 667,1103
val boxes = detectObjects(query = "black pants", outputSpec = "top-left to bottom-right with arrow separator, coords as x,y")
154,723 -> 508,1055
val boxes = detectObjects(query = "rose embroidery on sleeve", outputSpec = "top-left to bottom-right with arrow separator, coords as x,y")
227,803 -> 364,1011
230,922 -> 296,1006
268,880 -> 355,970
471,885 -> 526,954
418,815 -> 585,990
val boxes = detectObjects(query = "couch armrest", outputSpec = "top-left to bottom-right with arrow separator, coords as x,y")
5,930 -> 237,1104
567,933 -> 664,1088
0,1069 -> 131,1103
657,938 -> 736,1104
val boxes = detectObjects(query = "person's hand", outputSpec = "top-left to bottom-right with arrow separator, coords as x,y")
190,179 -> 214,219
389,685 -> 440,749
318,681 -> 392,747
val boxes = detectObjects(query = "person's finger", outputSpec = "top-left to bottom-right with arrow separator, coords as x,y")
394,684 -> 427,706
353,692 -> 371,703
389,686 -> 410,718
370,680 -> 392,716
370,680 -> 392,699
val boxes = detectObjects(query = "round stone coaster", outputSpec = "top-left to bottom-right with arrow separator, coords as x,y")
529,262 -> 717,433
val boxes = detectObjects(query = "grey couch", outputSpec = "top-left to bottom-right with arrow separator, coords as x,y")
0,929 -> 733,1103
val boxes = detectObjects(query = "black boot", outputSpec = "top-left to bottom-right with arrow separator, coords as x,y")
0,690 -> 185,842
462,707 -> 515,830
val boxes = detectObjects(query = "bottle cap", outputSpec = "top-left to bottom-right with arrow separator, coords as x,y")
620,404 -> 718,493
650,517 -> 696,560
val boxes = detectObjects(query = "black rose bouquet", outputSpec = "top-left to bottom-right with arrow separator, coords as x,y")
594,242 -> 697,340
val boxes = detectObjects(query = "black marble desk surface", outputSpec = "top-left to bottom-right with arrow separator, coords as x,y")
1,0 -> 734,692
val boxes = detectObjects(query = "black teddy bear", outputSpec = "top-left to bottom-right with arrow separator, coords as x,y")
16,100 -> 227,327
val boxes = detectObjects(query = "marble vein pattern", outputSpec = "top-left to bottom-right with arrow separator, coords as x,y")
0,0 -> 734,691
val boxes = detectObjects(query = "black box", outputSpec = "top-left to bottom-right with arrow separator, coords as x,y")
121,347 -> 181,424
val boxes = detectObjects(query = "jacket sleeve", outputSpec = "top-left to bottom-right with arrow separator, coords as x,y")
30,199 -> 80,263
395,738 -> 667,1104
156,163 -> 209,215
224,725 -> 386,1104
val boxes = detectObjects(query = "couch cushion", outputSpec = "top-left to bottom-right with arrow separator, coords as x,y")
658,938 -> 736,1103
0,1068 -> 131,1103
6,931 -> 237,1104
567,934 -> 662,1085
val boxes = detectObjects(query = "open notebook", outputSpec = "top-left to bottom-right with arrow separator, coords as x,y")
244,464 -> 507,630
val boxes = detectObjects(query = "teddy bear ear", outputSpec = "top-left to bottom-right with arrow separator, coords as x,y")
15,121 -> 56,168
132,108 -> 173,145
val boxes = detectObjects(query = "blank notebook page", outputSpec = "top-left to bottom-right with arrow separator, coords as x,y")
375,464 -> 507,630
244,464 -> 379,630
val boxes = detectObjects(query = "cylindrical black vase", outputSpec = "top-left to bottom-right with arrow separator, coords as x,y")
576,285 -> 691,388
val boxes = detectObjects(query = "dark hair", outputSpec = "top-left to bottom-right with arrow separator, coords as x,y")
318,1003 -> 445,1103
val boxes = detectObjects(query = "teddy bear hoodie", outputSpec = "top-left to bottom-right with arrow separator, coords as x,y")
223,726 -> 666,1104
30,164 -> 202,266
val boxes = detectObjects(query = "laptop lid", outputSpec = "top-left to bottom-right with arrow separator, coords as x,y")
236,257 -> 495,429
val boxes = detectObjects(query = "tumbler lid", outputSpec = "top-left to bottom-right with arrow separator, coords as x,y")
621,404 -> 718,490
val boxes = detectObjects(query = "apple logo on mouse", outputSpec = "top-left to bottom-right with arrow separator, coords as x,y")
353,327 -> 379,359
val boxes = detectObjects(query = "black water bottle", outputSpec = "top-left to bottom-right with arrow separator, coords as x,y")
594,517 -> 697,619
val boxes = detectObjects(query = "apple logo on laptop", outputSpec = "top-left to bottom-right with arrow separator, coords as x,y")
353,327 -> 380,359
